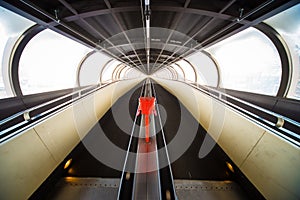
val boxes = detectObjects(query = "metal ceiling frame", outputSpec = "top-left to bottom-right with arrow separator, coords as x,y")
76,50 -> 95,87
57,0 -> 146,73
116,65 -> 130,80
151,0 -> 191,73
103,0 -> 146,73
173,63 -> 186,81
63,5 -> 247,25
17,0 -> 146,73
122,67 -> 132,79
255,23 -> 293,98
53,0 -> 252,74
111,63 -> 126,81
151,0 -> 237,74
99,59 -> 114,83
201,50 -> 221,88
4,0 -> 297,85
183,59 -> 198,83
105,42 -> 189,51
117,49 -> 181,66
9,25 -> 45,96
155,0 -> 276,71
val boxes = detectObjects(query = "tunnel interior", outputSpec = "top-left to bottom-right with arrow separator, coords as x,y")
38,83 -> 262,200
0,0 -> 300,200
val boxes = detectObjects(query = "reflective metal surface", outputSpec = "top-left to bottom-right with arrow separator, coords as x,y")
46,178 -> 120,200
175,180 -> 248,200
47,178 -> 248,200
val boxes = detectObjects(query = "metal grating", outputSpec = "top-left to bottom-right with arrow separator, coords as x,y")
46,177 -> 248,200
175,179 -> 249,200
46,177 -> 120,200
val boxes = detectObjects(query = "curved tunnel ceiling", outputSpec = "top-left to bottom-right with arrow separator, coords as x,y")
3,0 -> 297,75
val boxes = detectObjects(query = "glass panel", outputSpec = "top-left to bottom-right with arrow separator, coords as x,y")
153,68 -> 174,80
101,60 -> 122,83
176,60 -> 197,82
78,51 -> 111,86
19,29 -> 91,94
186,51 -> 219,87
125,68 -> 144,79
119,66 -> 130,79
265,3 -> 300,100
170,64 -> 185,81
111,64 -> 124,81
208,27 -> 282,95
0,6 -> 35,99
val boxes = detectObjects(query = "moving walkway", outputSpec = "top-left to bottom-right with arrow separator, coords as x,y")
0,78 -> 299,199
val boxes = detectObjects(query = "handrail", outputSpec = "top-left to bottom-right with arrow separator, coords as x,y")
0,81 -> 120,140
152,81 -> 177,199
206,86 -> 300,127
193,82 -> 300,128
0,85 -> 95,126
166,79 -> 300,146
117,80 -> 146,199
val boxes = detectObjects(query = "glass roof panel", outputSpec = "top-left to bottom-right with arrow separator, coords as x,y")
265,3 -> 300,100
208,27 -> 282,95
0,6 -> 35,99
19,29 -> 91,94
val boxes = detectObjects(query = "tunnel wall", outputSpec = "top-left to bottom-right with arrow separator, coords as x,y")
0,79 -> 143,199
155,78 -> 300,200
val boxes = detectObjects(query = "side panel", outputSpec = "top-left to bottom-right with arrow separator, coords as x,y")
0,129 -> 57,199
241,132 -> 300,199
155,78 -> 300,200
0,79 -> 143,199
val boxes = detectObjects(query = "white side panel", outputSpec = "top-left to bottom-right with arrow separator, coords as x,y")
74,96 -> 99,139
0,129 -> 57,199
155,78 -> 300,199
0,78 -> 143,199
218,107 -> 266,166
93,84 -> 120,120
155,78 -> 265,166
33,106 -> 81,163
241,132 -> 300,200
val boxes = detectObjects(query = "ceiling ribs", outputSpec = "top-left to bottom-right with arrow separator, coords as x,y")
19,0 -> 146,72
151,0 -> 191,73
55,1 -> 252,74
63,6 -> 248,25
105,42 -> 189,54
14,0 -> 287,77
156,0 -> 276,71
58,0 -> 146,73
152,0 -> 239,74
103,0 -> 146,73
